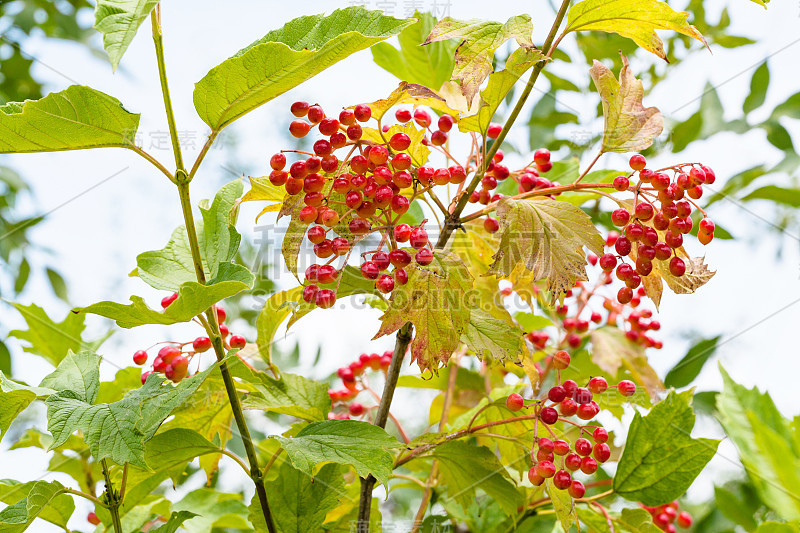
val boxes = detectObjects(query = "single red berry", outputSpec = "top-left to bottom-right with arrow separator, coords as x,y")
613,176 -> 630,191
306,105 -> 324,123
669,256 -> 686,277
564,453 -> 582,471
540,406 -> 559,424
506,393 -> 524,411
289,120 -> 311,138
88,511 -> 101,526
568,480 -> 586,499
677,511 -> 692,528
389,249 -> 412,268
193,337 -> 212,353
409,227 -> 428,249
593,442 -> 611,462
166,355 -> 189,382
315,289 -> 336,309
158,346 -> 181,364
395,269 -> 408,285
290,101 -> 310,117
536,460 -> 556,478
534,149 -> 551,165
618,380 -> 636,397
553,440 -> 571,456
484,217 -> 500,233
376,274 -> 395,294
559,398 -> 578,417
161,292 -> 178,308
229,335 -> 246,349
548,385 -> 567,403
415,248 -> 434,266
553,350 -> 571,370
629,154 -> 647,170
577,401 -> 600,420
133,350 -> 147,365
395,108 -> 411,123
413,108 -> 431,127
553,469 -> 572,490
487,123 -> 502,139
302,284 -> 319,303
588,377 -> 608,394
389,132 -> 411,151
580,456 -> 598,475
348,402 -> 365,416
575,438 -> 592,456
593,427 -> 609,443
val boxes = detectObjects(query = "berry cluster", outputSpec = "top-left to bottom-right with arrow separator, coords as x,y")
272,102 -> 444,310
505,351 -> 637,500
134,294 -> 246,383
642,502 -> 693,532
600,155 -> 716,304
328,350 -> 394,419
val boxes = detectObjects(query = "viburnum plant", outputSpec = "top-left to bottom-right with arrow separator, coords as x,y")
0,1 -> 785,533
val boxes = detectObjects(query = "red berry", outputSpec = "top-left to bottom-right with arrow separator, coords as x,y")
593,442 -> 611,462
506,393 -> 524,411
588,377 -> 608,394
564,453 -> 582,471
348,402 -> 365,416
306,105 -> 324,123
289,120 -> 311,138
132,350 -> 147,365
574,387 -> 593,404
415,248 -> 434,266
593,427 -> 609,443
535,460 -> 556,478
540,406 -> 559,424
395,108 -> 411,123
392,153 -> 412,171
376,274 -> 395,294
554,440 -> 571,456
618,380 -> 636,397
534,149 -> 551,165
568,480 -> 586,499
528,467 -> 545,486
677,511 -> 692,528
193,337 -> 212,353
161,292 -> 178,308
431,130 -> 448,146
229,335 -> 246,349
483,217 -> 500,233
669,256 -> 686,277
166,355 -> 188,382
548,385 -> 567,403
290,101 -> 309,117
88,512 -> 101,525
629,154 -> 647,170
613,176 -> 630,191
580,456 -> 598,474
302,284 -> 319,303
409,227 -> 428,249
158,346 -> 181,364
553,469 -> 572,490
575,438 -> 592,456
315,289 -> 336,309
487,123 -> 502,139
553,350 -> 571,370
390,132 -> 411,151
413,108 -> 431,127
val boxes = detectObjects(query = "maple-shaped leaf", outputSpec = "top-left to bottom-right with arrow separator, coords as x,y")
240,175 -> 286,222
658,256 -> 716,294
564,0 -> 707,60
590,327 -> 663,401
462,309 -> 525,363
488,197 -> 604,298
423,15 -> 535,106
590,55 -> 664,153
374,251 -> 473,372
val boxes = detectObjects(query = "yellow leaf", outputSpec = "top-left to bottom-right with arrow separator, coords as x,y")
362,81 -> 462,121
241,175 -> 286,222
590,54 -> 664,153
565,0 -> 708,60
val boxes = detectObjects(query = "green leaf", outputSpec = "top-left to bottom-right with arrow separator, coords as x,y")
423,15 -> 534,105
256,287 -> 303,367
0,85 -> 139,153
714,485 -> 759,531
150,511 -> 200,533
0,341 -> 10,375
93,0 -> 159,70
371,11 -> 457,91
134,181 -> 246,291
565,0 -> 707,60
742,185 -> 800,208
273,420 -> 401,487
514,312 -> 554,332
171,489 -> 250,533
233,362 -> 330,421
748,0 -> 769,8
145,429 -> 222,478
756,524 -> 799,533
590,55 -> 664,153
260,462 -> 344,533
374,251 -> 473,372
45,363 -> 217,469
433,441 -> 522,517
616,508 -> 663,532
0,480 -> 73,533
614,390 -> 719,505
45,268 -> 68,302
39,350 -> 101,403
0,373 -> 54,440
81,278 -> 251,329
9,303 -> 87,367
462,308 -> 525,362
194,7 -> 413,131
459,46 -> 546,134
488,197 -> 604,297
717,366 -> 800,521
545,478 -> 578,531
743,61 -> 770,114
664,336 -> 720,388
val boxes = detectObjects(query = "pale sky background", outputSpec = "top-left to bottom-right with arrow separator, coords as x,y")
1,0 -> 799,531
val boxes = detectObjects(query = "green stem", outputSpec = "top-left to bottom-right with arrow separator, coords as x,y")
151,9 -> 276,533
101,459 -> 122,533
61,488 -> 107,509
151,6 -> 185,177
357,321 -> 413,528
435,0 -> 572,249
